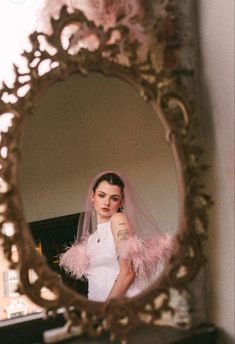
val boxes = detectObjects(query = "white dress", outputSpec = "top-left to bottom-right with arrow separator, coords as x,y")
86,221 -> 142,302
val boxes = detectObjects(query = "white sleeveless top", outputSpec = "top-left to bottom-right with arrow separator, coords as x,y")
86,221 -> 142,302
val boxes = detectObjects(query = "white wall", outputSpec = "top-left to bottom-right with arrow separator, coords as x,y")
197,1 -> 234,342
20,73 -> 178,233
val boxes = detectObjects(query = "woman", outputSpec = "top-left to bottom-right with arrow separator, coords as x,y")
60,171 -> 175,302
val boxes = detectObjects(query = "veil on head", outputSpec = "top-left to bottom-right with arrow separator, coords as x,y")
75,170 -> 165,243
60,170 -> 176,283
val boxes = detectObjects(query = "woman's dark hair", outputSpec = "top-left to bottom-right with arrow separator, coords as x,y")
92,172 -> 124,193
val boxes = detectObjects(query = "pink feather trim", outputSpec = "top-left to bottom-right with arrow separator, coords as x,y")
59,234 -> 176,284
59,243 -> 89,279
118,234 -> 176,281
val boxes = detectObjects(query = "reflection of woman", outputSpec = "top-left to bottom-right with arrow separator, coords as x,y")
60,171 -> 175,302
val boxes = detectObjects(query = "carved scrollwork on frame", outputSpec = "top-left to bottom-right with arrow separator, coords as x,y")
156,90 -> 212,285
0,3 -> 212,343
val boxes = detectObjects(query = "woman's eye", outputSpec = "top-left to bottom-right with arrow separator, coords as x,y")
98,194 -> 105,198
111,197 -> 119,202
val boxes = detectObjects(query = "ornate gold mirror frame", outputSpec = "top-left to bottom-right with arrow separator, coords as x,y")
0,3 -> 212,343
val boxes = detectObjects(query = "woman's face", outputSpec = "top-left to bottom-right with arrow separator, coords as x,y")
91,181 -> 123,223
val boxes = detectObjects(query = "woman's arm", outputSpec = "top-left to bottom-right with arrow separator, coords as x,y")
106,213 -> 135,301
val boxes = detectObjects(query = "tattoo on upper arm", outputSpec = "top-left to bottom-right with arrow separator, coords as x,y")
117,229 -> 129,242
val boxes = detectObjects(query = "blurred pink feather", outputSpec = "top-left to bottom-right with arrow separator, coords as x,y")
118,234 -> 176,280
59,243 -> 89,279
38,0 -> 150,60
59,233 -> 176,284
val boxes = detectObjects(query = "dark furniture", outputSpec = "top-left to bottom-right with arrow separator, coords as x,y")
29,213 -> 88,296
0,316 -> 217,344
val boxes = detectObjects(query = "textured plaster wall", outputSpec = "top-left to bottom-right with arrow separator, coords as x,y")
197,1 -> 234,342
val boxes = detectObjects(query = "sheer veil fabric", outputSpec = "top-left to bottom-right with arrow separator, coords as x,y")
59,171 -> 176,290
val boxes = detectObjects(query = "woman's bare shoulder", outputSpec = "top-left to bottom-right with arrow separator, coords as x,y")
110,212 -> 128,224
110,213 -> 130,240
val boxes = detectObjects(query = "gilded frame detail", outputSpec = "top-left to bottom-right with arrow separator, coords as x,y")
0,3 -> 212,342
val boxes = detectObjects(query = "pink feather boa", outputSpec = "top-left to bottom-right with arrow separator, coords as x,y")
59,234 -> 175,284
118,234 -> 176,281
59,242 -> 89,279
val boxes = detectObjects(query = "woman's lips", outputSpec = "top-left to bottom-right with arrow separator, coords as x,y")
101,207 -> 109,211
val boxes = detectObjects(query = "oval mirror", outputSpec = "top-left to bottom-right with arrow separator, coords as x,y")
19,72 -> 179,300
0,4 -> 212,342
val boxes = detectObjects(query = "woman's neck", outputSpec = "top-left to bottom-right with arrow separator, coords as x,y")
96,214 -> 111,225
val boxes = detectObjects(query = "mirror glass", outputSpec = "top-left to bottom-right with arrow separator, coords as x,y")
19,72 -> 178,299
20,73 -> 178,229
